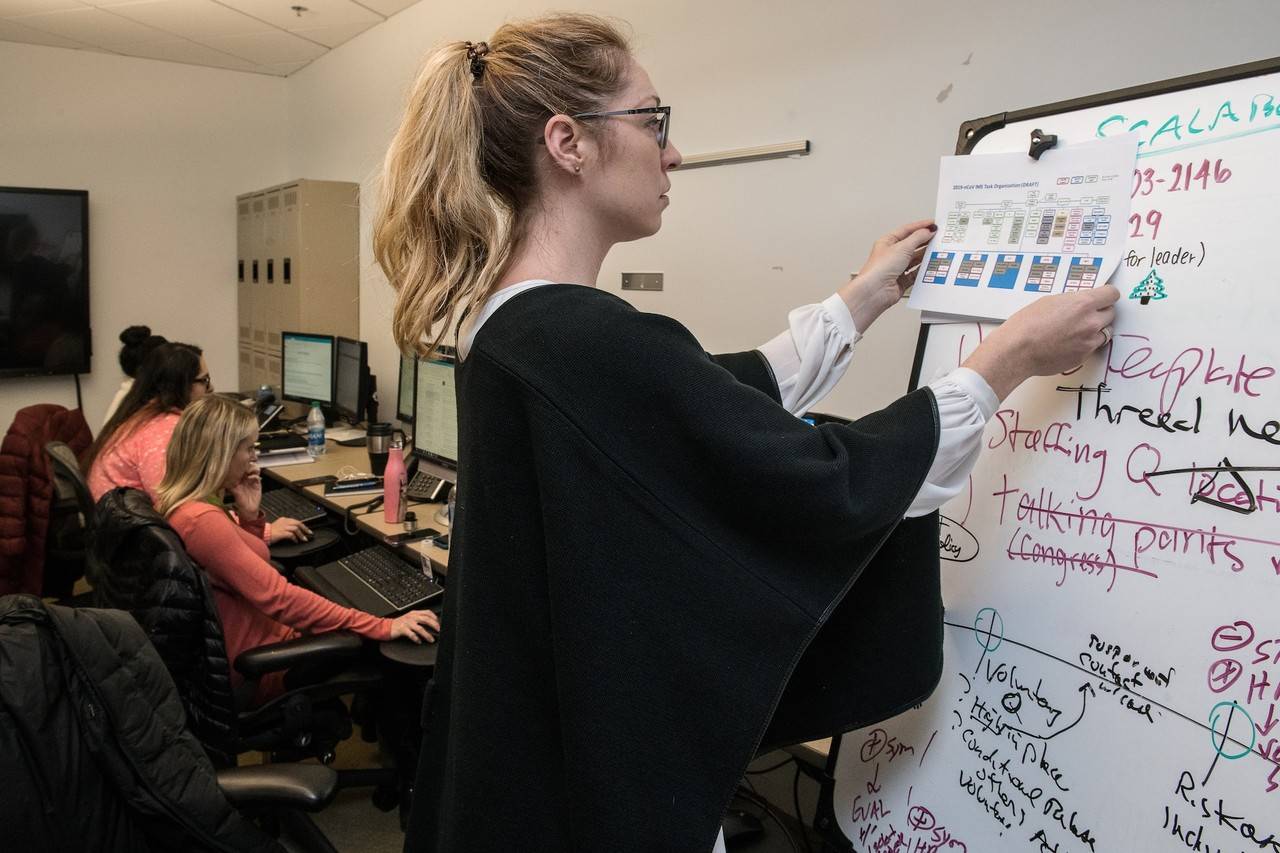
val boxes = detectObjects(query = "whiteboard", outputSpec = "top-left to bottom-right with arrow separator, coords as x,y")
830,60 -> 1280,852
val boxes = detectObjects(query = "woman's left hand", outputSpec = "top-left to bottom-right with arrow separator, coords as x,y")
229,463 -> 263,519
839,218 -> 936,333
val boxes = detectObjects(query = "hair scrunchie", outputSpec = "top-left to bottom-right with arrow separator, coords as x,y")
465,41 -> 489,79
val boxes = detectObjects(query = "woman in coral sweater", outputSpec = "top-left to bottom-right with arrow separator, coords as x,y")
85,341 -> 310,544
156,394 -> 439,703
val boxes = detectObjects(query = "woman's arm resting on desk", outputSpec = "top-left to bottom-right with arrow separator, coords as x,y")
227,462 -> 310,543
180,505 -> 398,641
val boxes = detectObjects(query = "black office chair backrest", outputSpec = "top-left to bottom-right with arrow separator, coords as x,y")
0,593 -> 281,852
44,440 -> 96,530
91,487 -> 240,763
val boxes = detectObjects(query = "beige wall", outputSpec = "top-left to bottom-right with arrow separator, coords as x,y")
2,0 -> 1277,434
0,40 -> 288,432
286,0 -> 1278,422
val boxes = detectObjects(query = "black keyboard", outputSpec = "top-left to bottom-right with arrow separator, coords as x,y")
259,489 -> 327,523
406,471 -> 444,502
339,545 -> 442,612
258,432 -> 307,453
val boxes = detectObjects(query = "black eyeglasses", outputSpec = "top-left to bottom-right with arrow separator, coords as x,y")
571,106 -> 671,149
194,374 -> 212,391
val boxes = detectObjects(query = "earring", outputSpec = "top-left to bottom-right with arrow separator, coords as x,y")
574,165 -> 581,173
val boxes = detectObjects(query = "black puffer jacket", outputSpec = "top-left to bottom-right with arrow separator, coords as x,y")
0,594 -> 280,852
90,487 -> 238,764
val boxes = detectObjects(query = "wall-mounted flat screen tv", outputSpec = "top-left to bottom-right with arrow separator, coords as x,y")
0,186 -> 89,378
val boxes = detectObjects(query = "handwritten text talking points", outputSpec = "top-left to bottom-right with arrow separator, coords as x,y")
992,477 -> 1275,585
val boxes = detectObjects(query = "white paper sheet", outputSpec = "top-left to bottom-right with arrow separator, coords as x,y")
908,135 -> 1139,322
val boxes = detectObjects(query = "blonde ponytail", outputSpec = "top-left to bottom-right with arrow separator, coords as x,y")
373,14 -> 632,359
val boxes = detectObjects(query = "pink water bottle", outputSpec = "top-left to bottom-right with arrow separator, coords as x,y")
383,432 -> 407,523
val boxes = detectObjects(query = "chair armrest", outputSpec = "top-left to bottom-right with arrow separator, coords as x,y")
236,661 -> 385,737
216,764 -> 338,812
234,631 -> 363,679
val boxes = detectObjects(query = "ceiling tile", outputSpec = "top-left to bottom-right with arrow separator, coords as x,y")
263,57 -> 307,75
216,0 -> 379,30
354,0 -> 414,16
0,15 -> 90,46
288,18 -> 370,47
205,27 -> 324,63
107,0 -> 266,38
116,35 -> 255,66
190,51 -> 270,73
1,0 -> 416,74
0,0 -> 85,18
12,5 -> 170,46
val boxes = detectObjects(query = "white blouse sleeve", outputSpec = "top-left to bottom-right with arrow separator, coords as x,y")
757,293 -> 861,417
755,294 -> 997,519
906,366 -> 1000,518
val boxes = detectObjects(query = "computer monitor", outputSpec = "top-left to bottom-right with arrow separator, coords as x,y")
412,345 -> 458,476
334,336 -> 368,422
396,352 -> 416,424
281,332 -> 335,406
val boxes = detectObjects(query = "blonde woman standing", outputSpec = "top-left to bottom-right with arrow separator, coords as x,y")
376,14 -> 1116,851
156,395 -> 439,705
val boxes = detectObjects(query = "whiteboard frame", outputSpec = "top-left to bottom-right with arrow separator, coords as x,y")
812,52 -> 1280,853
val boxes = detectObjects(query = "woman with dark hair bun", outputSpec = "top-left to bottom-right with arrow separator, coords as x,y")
102,324 -> 167,426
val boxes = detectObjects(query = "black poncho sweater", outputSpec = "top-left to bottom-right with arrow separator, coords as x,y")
405,285 -> 943,852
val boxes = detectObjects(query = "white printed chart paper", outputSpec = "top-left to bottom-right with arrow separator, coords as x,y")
908,135 -> 1139,322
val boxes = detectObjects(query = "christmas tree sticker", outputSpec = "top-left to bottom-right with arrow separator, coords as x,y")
1130,269 -> 1168,305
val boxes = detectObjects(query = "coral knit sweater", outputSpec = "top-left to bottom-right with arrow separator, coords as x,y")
88,411 -> 182,503
169,501 -> 392,702
88,411 -> 275,545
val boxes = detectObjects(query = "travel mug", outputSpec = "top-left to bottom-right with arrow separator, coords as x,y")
366,421 -> 393,476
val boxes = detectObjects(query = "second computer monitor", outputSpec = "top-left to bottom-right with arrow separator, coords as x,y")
334,336 -> 368,422
413,346 -> 458,473
281,332 -> 335,406
397,352 -> 416,424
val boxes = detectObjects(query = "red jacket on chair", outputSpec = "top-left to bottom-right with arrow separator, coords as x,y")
0,405 -> 92,595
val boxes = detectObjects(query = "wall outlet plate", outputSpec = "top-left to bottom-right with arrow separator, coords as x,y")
622,272 -> 663,291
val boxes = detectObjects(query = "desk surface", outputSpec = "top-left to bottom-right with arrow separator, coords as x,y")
787,738 -> 831,767
260,440 -> 452,575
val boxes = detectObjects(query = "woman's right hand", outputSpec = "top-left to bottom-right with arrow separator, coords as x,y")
963,285 -> 1119,400
388,608 -> 441,644
271,516 -> 313,543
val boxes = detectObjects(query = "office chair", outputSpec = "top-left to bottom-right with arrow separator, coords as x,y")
43,440 -> 95,602
89,487 -> 390,780
0,593 -> 341,853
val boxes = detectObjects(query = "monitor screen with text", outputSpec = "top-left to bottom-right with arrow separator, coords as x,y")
413,352 -> 457,468
281,332 -> 334,405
